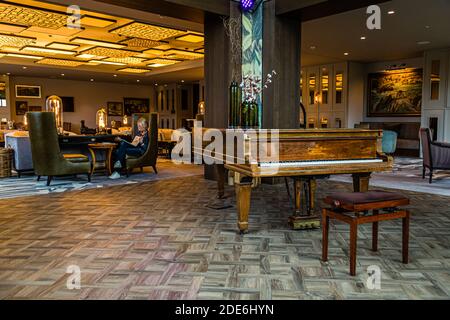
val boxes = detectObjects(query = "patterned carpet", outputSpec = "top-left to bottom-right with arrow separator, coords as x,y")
0,159 -> 203,200
0,175 -> 449,300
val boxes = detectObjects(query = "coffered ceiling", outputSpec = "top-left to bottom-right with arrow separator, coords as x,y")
0,0 -> 204,75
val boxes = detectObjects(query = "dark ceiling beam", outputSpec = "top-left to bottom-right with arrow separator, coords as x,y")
278,0 -> 391,21
92,0 -> 207,24
165,0 -> 230,16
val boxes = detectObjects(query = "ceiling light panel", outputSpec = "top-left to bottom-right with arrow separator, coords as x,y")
111,22 -> 186,41
175,34 -> 204,43
0,33 -> 35,47
37,58 -> 84,67
81,47 -> 136,58
22,46 -> 76,55
105,57 -> 146,65
79,16 -> 116,28
121,38 -> 163,51
147,58 -> 180,67
47,42 -> 79,50
0,22 -> 26,33
71,37 -> 126,49
164,49 -> 204,60
0,4 -> 67,29
89,60 -> 126,66
117,68 -> 150,73
6,53 -> 43,59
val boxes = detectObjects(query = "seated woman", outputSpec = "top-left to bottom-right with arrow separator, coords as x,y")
109,117 -> 149,179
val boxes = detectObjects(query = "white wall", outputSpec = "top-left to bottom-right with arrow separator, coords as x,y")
8,76 -> 155,133
347,62 -> 365,128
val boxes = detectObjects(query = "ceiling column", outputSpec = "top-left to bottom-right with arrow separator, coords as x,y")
262,0 -> 301,129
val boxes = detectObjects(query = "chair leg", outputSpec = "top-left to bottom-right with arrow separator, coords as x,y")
422,167 -> 426,179
372,210 -> 379,252
87,173 -> 91,182
429,170 -> 433,184
37,175 -> 41,182
349,220 -> 358,276
46,176 -> 53,186
322,209 -> 329,262
140,167 -> 144,173
126,170 -> 129,178
402,211 -> 410,264
152,165 -> 158,174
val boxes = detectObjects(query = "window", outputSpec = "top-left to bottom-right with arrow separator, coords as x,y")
321,68 -> 329,104
335,72 -> 343,104
309,74 -> 316,105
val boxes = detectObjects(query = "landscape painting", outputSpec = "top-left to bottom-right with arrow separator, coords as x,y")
123,98 -> 150,116
367,68 -> 423,117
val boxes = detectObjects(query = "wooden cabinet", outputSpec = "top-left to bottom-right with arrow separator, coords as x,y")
301,62 -> 348,128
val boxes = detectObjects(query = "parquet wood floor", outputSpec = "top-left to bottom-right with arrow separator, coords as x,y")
0,176 -> 449,299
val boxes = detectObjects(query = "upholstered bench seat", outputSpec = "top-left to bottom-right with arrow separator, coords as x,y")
322,191 -> 411,276
325,191 -> 410,211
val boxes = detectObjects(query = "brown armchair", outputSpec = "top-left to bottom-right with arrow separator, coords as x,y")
27,112 -> 91,186
125,113 -> 158,176
420,128 -> 450,183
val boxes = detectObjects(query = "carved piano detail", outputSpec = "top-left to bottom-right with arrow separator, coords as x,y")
194,129 -> 393,233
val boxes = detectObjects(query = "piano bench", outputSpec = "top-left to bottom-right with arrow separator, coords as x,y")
321,191 -> 411,276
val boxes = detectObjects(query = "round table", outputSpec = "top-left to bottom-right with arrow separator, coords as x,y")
88,142 -> 117,175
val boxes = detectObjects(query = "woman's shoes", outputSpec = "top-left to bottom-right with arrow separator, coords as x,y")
109,171 -> 121,180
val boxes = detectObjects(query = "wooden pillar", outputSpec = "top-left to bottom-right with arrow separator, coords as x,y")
262,0 -> 301,129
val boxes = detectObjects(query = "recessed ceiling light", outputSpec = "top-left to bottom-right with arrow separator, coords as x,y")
360,36 -> 366,40
417,41 -> 431,45
137,79 -> 140,82
181,80 -> 185,83
425,25 -> 431,29
6,72 -> 10,75
113,74 -> 117,77
90,79 -> 94,82
61,73 -> 65,76
344,52 -> 349,56
310,45 -> 316,50
387,10 -> 395,15
22,66 -> 27,69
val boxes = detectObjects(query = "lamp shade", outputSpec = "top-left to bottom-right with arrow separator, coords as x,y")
46,95 -> 63,132
96,107 -> 107,131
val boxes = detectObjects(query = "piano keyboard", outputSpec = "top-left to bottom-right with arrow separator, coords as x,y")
259,158 -> 383,168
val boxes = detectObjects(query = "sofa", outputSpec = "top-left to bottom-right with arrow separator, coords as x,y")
356,122 -> 420,156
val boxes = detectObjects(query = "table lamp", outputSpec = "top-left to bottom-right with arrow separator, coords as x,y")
46,95 -> 63,134
96,107 -> 107,134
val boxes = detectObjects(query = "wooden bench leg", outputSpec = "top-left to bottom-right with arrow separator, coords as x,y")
350,220 -> 358,276
402,210 -> 410,264
372,210 -> 379,252
322,209 -> 329,262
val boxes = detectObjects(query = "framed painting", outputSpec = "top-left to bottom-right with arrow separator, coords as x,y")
28,106 -> 42,112
15,85 -> 41,99
123,97 -> 150,116
367,68 -> 423,117
15,101 -> 28,115
107,101 -> 123,116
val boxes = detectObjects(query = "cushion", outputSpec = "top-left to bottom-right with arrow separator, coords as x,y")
325,191 -> 409,211
63,153 -> 89,163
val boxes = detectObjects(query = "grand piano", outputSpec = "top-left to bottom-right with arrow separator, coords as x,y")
194,128 -> 393,233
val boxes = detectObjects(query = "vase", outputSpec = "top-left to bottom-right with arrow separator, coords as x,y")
240,101 -> 249,128
229,81 -> 241,127
248,101 -> 258,127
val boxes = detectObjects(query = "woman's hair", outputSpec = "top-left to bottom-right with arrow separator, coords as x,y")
137,117 -> 148,129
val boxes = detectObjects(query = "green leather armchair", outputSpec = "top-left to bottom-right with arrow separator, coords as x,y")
125,113 -> 158,176
27,112 -> 91,186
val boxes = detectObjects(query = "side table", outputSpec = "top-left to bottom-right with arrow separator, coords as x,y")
88,142 -> 116,175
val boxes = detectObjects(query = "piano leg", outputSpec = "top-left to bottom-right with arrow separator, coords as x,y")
289,177 -> 321,230
216,164 -> 226,199
235,182 -> 252,234
352,173 -> 371,192
308,179 -> 317,215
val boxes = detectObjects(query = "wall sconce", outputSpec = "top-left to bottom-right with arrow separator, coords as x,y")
46,95 -> 63,134
96,107 -> 107,133
314,92 -> 321,104
198,101 -> 205,115
320,117 -> 328,128
122,114 -> 128,125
